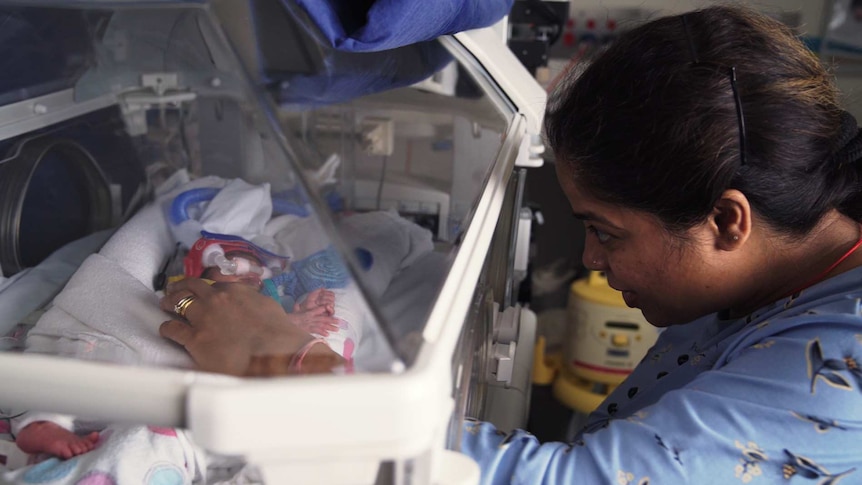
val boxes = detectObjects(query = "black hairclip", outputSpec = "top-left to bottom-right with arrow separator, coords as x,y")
681,15 -> 747,166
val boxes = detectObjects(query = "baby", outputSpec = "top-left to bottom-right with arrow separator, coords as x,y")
13,234 -> 341,460
189,234 -> 341,337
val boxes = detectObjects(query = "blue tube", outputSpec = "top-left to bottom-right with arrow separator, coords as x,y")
170,185 -> 345,227
169,187 -> 221,225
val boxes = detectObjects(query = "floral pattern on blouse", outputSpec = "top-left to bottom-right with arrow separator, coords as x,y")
791,411 -> 848,433
616,470 -> 649,485
781,449 -> 855,483
807,339 -> 861,394
734,441 -> 767,483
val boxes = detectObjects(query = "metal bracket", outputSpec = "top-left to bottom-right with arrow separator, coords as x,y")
118,73 -> 197,136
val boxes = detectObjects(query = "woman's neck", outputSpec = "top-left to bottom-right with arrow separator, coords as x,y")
727,213 -> 862,318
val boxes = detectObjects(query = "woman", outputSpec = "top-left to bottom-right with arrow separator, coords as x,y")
161,6 -> 862,483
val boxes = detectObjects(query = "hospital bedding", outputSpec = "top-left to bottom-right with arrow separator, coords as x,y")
0,175 -> 448,482
0,230 -> 115,343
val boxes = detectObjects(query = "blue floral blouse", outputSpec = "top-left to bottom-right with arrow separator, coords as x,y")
461,266 -> 862,484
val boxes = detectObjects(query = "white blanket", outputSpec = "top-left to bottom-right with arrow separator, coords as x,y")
1,425 -> 214,484
25,253 -> 193,368
20,175 -> 214,367
0,229 -> 114,339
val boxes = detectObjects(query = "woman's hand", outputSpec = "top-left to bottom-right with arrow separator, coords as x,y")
160,278 -> 318,376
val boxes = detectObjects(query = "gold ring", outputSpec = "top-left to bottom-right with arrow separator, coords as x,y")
174,295 -> 197,319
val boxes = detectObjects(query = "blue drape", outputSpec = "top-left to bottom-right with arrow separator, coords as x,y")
292,0 -> 513,52
274,41 -> 454,107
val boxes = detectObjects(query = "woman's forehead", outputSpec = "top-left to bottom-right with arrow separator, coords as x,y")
561,176 -> 669,233
556,168 -> 606,212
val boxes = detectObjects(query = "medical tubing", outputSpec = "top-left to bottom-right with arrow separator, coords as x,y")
171,187 -> 311,225
201,243 -> 271,277
289,338 -> 329,373
169,187 -> 220,225
201,243 -> 231,274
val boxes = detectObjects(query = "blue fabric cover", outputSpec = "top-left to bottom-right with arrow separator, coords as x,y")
274,41 -> 454,107
292,0 -> 513,52
242,0 -> 462,107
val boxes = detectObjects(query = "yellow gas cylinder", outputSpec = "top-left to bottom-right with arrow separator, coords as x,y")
552,271 -> 658,414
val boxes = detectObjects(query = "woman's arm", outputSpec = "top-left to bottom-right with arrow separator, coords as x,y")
461,322 -> 862,484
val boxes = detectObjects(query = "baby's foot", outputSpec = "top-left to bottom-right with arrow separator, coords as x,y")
16,421 -> 99,459
295,288 -> 335,316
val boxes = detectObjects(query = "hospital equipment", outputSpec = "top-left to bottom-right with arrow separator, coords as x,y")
186,232 -> 287,280
200,244 -> 261,278
0,1 -> 546,484
553,271 -> 657,414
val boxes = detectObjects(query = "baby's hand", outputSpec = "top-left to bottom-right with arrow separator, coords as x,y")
289,305 -> 340,336
295,288 -> 336,316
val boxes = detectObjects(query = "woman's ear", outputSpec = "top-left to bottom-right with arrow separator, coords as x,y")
710,189 -> 752,250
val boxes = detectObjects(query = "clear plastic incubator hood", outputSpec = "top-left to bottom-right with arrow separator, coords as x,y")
0,1 -> 546,483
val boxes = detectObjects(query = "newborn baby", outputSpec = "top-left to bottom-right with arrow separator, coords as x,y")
14,234 -> 339,459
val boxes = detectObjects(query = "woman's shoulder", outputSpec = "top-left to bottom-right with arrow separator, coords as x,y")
724,265 -> 862,340
711,272 -> 862,379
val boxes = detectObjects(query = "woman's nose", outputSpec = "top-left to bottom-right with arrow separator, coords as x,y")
582,243 -> 606,271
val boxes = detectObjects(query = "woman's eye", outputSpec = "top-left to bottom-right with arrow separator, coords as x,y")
587,225 -> 611,243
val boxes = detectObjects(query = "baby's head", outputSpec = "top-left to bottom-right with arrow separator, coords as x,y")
183,232 -> 289,287
200,249 -> 266,288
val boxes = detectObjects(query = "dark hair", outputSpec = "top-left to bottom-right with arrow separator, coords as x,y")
545,5 -> 862,235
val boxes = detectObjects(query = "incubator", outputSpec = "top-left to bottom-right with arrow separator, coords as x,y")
0,1 -> 545,484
